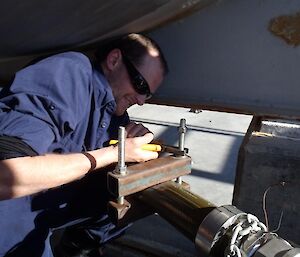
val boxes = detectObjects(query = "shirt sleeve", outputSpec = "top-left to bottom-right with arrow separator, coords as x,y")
0,52 -> 92,154
0,135 -> 38,160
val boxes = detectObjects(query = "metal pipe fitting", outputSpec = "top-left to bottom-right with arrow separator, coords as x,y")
195,205 -> 244,256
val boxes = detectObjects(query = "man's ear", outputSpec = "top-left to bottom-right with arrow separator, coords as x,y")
106,49 -> 122,71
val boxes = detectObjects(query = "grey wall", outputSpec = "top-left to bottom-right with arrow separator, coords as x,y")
150,0 -> 300,118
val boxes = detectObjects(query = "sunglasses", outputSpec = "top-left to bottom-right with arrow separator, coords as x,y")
122,54 -> 152,100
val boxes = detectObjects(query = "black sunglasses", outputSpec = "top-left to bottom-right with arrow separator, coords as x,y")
122,54 -> 152,100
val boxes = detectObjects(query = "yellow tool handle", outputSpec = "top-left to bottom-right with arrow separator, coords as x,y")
109,140 -> 162,152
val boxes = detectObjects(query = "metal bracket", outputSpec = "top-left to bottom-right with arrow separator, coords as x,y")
107,155 -> 192,198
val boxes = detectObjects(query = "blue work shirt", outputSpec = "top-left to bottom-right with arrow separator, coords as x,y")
0,52 -> 129,257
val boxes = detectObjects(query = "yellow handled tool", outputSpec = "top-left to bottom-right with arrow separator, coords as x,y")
109,140 -> 162,152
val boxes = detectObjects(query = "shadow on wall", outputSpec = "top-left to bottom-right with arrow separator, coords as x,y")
132,119 -> 246,185
189,135 -> 244,185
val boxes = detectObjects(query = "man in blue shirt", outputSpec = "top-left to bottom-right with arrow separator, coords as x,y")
0,33 -> 168,257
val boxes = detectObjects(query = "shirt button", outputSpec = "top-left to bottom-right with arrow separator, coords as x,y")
50,105 -> 55,110
101,122 -> 106,128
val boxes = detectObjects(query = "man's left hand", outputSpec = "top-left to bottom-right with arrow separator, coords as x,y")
125,122 -> 152,138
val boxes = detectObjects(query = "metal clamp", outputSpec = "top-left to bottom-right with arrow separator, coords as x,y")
195,205 -> 244,256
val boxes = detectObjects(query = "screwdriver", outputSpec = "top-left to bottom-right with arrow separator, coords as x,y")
109,140 -> 162,152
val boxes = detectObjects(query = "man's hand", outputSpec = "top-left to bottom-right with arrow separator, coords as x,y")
125,121 -> 151,138
124,133 -> 158,163
124,122 -> 158,162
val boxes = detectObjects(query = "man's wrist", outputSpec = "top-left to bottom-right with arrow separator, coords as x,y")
108,145 -> 119,164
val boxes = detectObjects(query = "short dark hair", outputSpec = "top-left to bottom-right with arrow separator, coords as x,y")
95,33 -> 168,75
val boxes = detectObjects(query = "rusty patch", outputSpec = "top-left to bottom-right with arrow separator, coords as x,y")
108,199 -> 131,221
269,12 -> 300,46
107,156 -> 192,197
108,194 -> 154,225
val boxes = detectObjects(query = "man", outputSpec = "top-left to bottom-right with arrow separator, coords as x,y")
0,33 -> 168,257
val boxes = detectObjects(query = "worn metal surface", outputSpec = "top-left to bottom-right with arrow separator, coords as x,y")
269,12 -> 300,46
107,155 -> 192,197
233,117 -> 300,244
138,181 -> 216,241
150,0 -> 300,118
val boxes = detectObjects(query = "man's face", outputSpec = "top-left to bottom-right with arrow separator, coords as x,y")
106,50 -> 164,116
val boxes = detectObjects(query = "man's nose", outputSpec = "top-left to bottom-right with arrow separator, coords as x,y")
136,95 -> 146,106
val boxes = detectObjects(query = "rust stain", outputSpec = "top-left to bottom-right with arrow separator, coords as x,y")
269,12 -> 300,46
107,156 -> 192,197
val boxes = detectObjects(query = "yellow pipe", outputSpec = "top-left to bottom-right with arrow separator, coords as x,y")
109,140 -> 162,152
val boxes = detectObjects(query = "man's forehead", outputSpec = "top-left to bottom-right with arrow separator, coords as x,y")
140,55 -> 164,90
